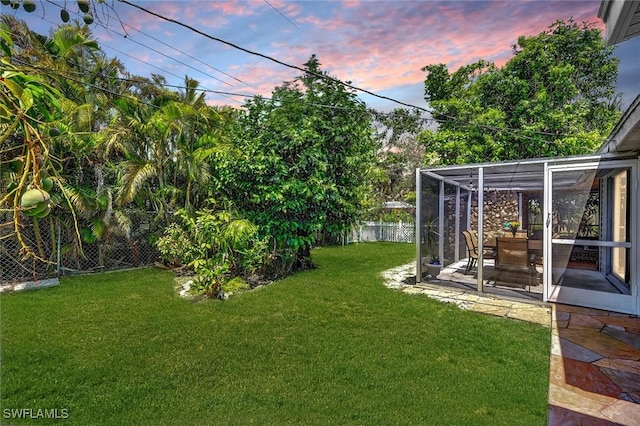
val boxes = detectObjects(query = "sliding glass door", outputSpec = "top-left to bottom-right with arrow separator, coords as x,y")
544,159 -> 637,314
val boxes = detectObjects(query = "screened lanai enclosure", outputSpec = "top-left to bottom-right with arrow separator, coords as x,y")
415,154 -> 639,315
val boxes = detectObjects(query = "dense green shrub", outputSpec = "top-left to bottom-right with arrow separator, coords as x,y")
156,203 -> 268,298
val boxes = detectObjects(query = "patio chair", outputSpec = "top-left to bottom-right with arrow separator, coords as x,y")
462,230 -> 477,274
495,237 -> 537,290
462,231 -> 496,274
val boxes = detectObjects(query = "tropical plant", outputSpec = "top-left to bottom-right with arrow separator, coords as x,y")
1,23 -> 67,259
1,18 -> 141,266
155,202 -> 269,298
371,108 -> 425,202
1,17 -> 250,278
423,216 -> 440,264
113,86 -> 230,218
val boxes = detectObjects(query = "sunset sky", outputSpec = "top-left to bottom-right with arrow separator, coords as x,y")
7,0 -> 639,112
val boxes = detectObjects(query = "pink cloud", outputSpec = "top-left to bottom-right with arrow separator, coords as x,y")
341,0 -> 361,8
115,1 -> 234,31
81,0 -> 613,110
268,0 -> 303,18
270,0 -> 605,96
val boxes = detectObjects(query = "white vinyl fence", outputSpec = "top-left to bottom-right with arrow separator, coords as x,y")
347,221 -> 415,244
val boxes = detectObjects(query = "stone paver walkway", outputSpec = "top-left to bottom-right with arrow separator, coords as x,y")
381,262 -> 640,426
381,261 -> 551,325
548,304 -> 640,425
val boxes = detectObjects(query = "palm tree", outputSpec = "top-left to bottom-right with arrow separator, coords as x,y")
115,77 -> 232,215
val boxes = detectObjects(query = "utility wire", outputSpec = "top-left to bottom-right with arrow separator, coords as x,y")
264,0 -> 301,31
8,46 -> 537,139
14,56 -> 551,150
97,42 -> 241,104
117,75 -> 254,101
26,15 -> 241,104
39,1 -> 235,88
10,53 -> 431,128
116,20 -> 245,85
116,0 -> 426,112
115,0 -> 558,144
22,1 -> 559,143
12,57 -> 159,109
93,6 -> 245,85
7,11 -> 554,145
97,24 -> 234,87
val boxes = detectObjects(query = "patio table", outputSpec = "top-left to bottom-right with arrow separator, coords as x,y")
484,238 -> 542,257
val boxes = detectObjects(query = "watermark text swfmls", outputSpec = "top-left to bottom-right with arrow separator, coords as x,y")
3,408 -> 69,420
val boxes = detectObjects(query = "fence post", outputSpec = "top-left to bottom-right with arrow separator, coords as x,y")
56,219 -> 61,277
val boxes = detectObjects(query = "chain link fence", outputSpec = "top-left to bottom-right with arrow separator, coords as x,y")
1,211 -> 161,285
2,214 -> 415,285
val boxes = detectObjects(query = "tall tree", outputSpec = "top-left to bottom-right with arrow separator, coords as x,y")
371,108 -> 425,203
223,55 -> 377,271
419,19 -> 621,165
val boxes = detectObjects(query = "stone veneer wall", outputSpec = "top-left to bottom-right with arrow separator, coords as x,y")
470,190 -> 519,239
431,190 -> 520,264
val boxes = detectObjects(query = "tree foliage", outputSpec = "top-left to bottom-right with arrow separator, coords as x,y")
370,108 -> 424,205
419,19 -> 621,165
0,18 -> 235,282
222,55 -> 377,271
156,202 -> 268,298
2,20 -> 381,289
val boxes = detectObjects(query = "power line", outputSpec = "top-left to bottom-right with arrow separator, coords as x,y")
10,53 -> 426,128
264,0 -> 301,31
7,6 -> 558,144
25,14 -> 241,104
11,54 -> 556,149
15,2 -> 561,142
92,6 -> 245,85
117,21 -> 245,85
97,42 -> 241,104
117,76 -> 254,101
116,0 -> 426,112
97,25 -> 233,88
3,15 -> 547,140
115,0 -> 558,144
40,0 -> 236,88
8,42 -> 547,144
12,57 -> 160,109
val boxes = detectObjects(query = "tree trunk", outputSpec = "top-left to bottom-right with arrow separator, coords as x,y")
294,244 -> 315,271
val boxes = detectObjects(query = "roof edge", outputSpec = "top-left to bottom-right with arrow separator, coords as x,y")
598,0 -> 639,45
598,93 -> 640,154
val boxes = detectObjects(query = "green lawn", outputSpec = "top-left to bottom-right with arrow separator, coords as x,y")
1,242 -> 550,425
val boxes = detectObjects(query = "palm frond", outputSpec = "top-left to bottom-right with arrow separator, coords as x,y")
117,161 -> 157,204
61,184 -> 96,216
90,217 -> 106,240
102,125 -> 130,158
113,210 -> 132,239
51,26 -> 99,58
225,218 -> 257,242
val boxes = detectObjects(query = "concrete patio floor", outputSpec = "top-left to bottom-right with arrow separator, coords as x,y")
381,262 -> 640,425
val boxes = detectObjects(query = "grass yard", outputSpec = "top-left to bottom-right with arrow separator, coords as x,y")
1,242 -> 550,425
